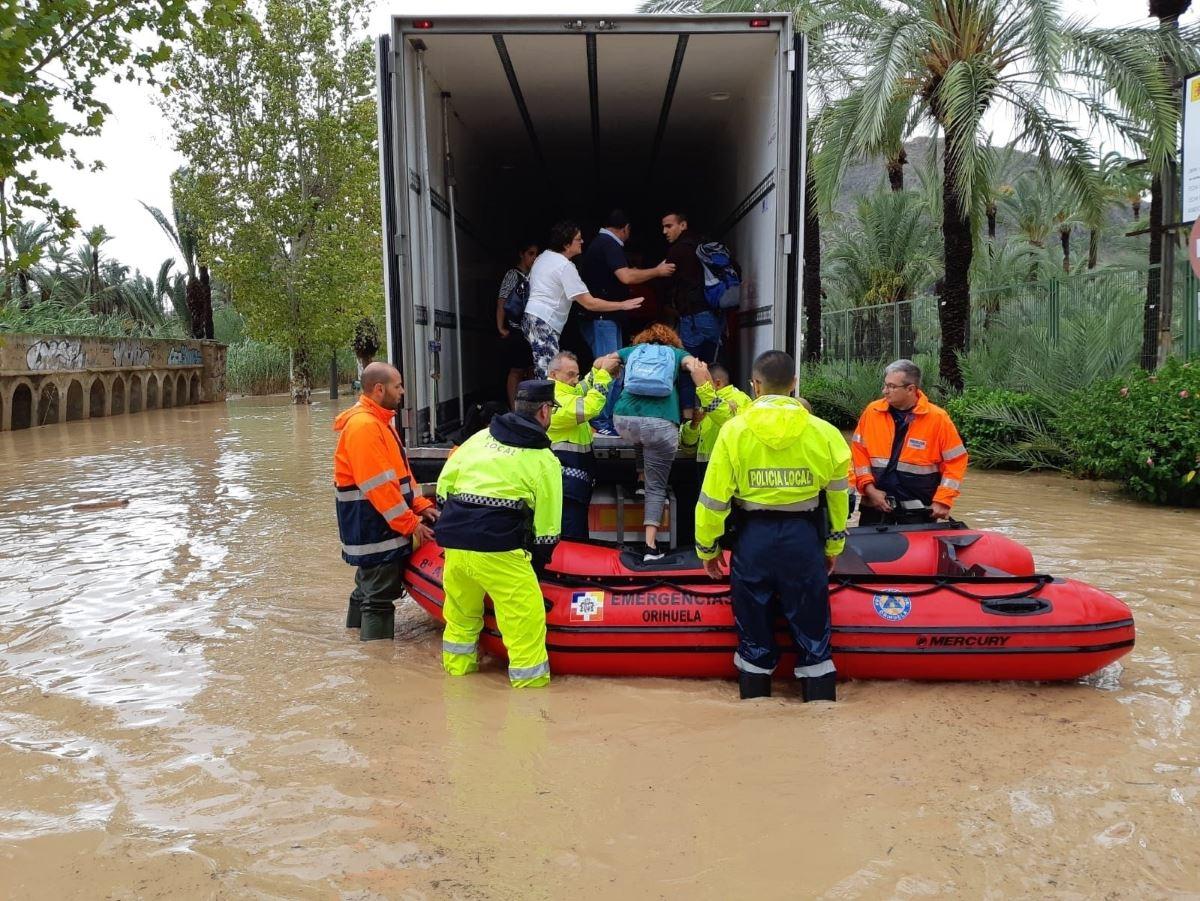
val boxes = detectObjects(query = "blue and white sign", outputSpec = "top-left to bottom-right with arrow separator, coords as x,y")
873,590 -> 912,622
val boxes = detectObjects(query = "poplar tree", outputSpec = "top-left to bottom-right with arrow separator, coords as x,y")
166,0 -> 382,402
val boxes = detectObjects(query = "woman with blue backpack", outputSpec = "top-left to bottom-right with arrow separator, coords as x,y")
613,323 -> 705,561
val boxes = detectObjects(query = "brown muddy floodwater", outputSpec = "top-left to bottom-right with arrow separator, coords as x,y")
1,395 -> 1198,899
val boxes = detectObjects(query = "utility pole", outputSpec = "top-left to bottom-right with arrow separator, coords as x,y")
329,351 -> 339,400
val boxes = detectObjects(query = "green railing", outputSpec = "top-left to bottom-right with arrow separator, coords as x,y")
816,263 -> 1200,374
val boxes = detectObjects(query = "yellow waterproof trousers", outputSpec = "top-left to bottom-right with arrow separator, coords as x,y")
441,548 -> 550,688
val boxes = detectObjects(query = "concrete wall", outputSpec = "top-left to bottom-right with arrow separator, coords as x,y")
0,334 -> 226,431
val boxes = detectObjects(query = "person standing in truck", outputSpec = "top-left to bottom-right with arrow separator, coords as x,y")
496,240 -> 538,409
661,209 -> 723,419
522,220 -> 644,379
577,210 -> 675,436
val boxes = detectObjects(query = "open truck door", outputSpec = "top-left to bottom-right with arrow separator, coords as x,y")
376,15 -> 806,460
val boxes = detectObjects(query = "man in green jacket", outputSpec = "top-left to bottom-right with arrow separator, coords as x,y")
547,350 -> 618,538
680,362 -> 753,485
436,380 -> 563,688
695,351 -> 851,702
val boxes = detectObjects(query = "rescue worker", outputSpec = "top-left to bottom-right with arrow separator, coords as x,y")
695,350 -> 851,702
435,380 -> 563,688
680,362 -> 753,485
546,350 -> 619,539
850,359 -> 968,525
333,362 -> 438,641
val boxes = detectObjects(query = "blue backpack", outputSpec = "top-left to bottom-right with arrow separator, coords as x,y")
502,272 -> 530,327
624,344 -> 676,397
697,241 -> 742,311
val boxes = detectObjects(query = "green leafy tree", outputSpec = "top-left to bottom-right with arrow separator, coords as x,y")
166,0 -> 383,402
817,0 -> 1183,390
0,0 -> 244,291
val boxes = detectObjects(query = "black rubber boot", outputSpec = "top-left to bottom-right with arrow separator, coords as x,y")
359,608 -> 395,641
801,673 -> 837,703
345,595 -> 362,629
738,672 -> 772,699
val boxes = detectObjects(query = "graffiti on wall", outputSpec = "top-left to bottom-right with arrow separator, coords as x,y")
112,340 -> 150,367
168,346 -> 203,367
27,339 -> 84,371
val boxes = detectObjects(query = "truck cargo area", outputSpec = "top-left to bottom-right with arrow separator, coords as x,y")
379,16 -> 802,449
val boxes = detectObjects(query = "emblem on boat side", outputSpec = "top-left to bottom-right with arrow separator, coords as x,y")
570,591 -> 605,623
873,590 -> 912,621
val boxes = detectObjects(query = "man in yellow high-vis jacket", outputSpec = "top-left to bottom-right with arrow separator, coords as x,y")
436,380 -> 563,688
695,351 -> 851,702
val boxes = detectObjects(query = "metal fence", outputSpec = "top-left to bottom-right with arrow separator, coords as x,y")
816,264 -> 1200,374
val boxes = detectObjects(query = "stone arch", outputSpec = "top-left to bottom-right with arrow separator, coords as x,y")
65,380 -> 84,421
161,373 -> 173,409
129,374 -> 143,414
189,374 -> 201,405
89,377 -> 106,418
37,382 -> 61,426
111,375 -> 126,415
146,375 -> 159,410
175,373 -> 187,406
11,382 -> 33,430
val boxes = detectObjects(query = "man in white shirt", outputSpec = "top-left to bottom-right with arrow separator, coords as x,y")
521,219 -> 644,378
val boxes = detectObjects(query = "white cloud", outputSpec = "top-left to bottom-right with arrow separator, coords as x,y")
34,0 -> 1193,277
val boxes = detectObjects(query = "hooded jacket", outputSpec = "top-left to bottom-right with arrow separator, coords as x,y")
435,412 -> 563,568
695,395 -> 852,560
333,395 -> 432,566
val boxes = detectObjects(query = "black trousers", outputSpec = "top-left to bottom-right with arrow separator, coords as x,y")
731,515 -> 833,678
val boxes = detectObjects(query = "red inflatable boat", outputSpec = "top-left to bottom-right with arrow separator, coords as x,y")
404,522 -> 1134,681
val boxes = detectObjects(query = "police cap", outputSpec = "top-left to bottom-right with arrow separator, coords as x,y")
515,379 -> 560,408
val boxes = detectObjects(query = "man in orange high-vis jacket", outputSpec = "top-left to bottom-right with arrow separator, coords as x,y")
850,359 -> 968,525
333,362 -> 438,640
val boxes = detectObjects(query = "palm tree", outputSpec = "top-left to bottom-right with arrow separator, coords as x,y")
8,220 -> 51,305
1143,0 -> 1195,368
818,1 -> 1181,390
639,0 -> 889,362
141,167 -> 213,339
826,187 -> 939,357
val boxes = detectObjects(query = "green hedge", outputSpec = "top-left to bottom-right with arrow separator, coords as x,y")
1058,358 -> 1199,506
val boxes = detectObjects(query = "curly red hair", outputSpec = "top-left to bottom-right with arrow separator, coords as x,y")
630,323 -> 683,348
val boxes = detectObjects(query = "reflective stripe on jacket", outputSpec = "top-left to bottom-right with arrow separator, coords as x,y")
680,381 -> 753,464
695,395 -> 852,560
849,390 -> 968,508
548,368 -> 611,503
333,395 -> 433,566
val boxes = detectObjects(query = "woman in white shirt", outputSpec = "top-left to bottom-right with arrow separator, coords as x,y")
522,220 -> 643,377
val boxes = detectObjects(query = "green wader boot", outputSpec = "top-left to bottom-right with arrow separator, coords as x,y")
355,560 -> 406,642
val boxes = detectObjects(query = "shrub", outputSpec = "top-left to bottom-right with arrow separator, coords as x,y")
798,361 -> 886,429
942,388 -> 1067,470
1058,358 -> 1200,506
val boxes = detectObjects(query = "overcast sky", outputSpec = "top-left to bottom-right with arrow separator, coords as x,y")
35,0 -> 1199,278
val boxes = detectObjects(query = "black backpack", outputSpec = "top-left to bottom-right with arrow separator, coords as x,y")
502,272 -> 530,327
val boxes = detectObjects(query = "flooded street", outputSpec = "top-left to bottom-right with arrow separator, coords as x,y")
1,395 -> 1198,899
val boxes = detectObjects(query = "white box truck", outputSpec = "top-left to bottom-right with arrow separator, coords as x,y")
375,13 -> 807,464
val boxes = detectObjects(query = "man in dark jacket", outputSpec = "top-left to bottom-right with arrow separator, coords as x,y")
578,209 -> 674,434
661,209 -> 722,418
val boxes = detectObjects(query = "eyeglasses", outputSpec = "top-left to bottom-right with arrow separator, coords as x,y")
882,382 -> 913,391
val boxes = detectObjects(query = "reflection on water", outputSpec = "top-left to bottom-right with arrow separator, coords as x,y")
1,398 -> 1198,897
